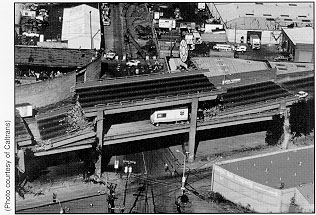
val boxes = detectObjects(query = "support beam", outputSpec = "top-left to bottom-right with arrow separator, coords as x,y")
188,97 -> 198,162
96,110 -> 104,177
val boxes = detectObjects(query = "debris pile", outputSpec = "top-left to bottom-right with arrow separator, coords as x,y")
65,101 -> 91,133
33,101 -> 93,152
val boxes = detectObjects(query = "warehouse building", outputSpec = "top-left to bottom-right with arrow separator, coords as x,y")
207,3 -> 313,44
280,27 -> 314,63
211,145 -> 314,213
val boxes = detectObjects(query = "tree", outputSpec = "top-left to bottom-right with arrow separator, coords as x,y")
289,98 -> 314,138
135,25 -> 152,39
142,40 -> 157,56
265,115 -> 284,146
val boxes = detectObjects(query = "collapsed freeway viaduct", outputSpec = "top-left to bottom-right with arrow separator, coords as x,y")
60,70 -> 298,176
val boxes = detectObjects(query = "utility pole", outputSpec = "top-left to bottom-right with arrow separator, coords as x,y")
169,22 -> 173,57
176,150 -> 189,195
106,183 -> 117,213
90,11 -> 93,49
234,22 -> 237,45
122,160 -> 136,213
142,152 -> 149,213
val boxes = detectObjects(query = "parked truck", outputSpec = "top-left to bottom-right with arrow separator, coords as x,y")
249,35 -> 261,50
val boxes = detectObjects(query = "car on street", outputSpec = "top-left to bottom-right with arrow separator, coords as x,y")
104,52 -> 116,60
213,44 -> 233,51
295,91 -> 308,98
274,55 -> 292,62
126,60 -> 141,66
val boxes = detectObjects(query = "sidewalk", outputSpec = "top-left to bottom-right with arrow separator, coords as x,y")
16,172 -> 121,212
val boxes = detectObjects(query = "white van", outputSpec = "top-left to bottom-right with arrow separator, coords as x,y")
150,108 -> 189,126
213,44 -> 233,51
234,45 -> 247,52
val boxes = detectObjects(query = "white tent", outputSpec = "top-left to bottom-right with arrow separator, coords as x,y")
62,4 -> 101,49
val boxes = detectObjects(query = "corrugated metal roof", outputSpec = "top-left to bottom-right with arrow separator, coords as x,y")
226,17 -> 279,30
211,3 -> 313,23
283,27 -> 314,45
297,183 -> 314,204
15,45 -> 96,68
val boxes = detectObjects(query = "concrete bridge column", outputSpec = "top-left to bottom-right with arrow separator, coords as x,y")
188,97 -> 198,162
281,108 -> 291,150
96,110 -> 104,177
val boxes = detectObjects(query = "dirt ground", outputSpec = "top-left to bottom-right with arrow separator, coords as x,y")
195,131 -> 267,160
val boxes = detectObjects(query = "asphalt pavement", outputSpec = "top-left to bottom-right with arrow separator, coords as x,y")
16,133 -> 313,213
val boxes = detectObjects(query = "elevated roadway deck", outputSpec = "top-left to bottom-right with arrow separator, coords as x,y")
102,95 -> 298,145
103,111 -> 278,145
84,89 -> 223,117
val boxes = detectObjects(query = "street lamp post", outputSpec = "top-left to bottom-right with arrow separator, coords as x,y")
169,22 -> 173,57
176,150 -> 189,194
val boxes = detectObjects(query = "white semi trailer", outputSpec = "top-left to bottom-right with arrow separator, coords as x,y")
150,108 -> 189,126
250,35 -> 261,50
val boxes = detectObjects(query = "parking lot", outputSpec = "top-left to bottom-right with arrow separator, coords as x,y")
233,43 -> 282,61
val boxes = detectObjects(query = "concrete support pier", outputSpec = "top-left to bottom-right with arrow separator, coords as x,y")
96,110 -> 104,176
279,101 -> 291,149
281,108 -> 291,149
188,98 -> 198,162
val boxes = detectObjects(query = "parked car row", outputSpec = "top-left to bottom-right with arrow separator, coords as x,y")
103,52 -> 141,67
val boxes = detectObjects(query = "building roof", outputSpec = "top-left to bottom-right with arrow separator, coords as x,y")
15,45 -> 96,68
211,3 -> 313,24
219,146 -> 314,189
297,183 -> 314,204
62,4 -> 101,49
282,27 -> 314,45
191,57 -> 268,77
226,17 -> 280,30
